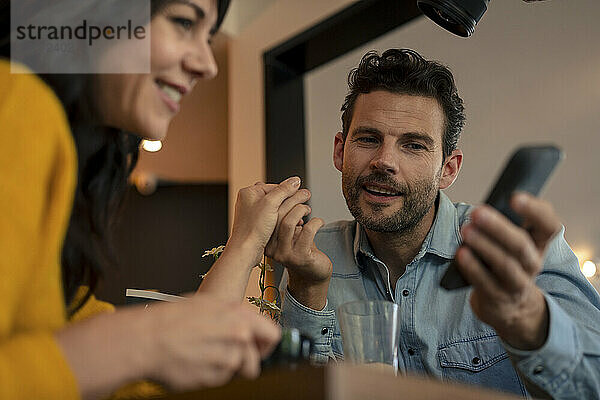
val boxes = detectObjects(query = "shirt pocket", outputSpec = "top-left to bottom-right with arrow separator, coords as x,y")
332,331 -> 344,360
438,334 -> 526,396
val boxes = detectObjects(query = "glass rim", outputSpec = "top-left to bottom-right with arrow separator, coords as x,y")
336,299 -> 398,315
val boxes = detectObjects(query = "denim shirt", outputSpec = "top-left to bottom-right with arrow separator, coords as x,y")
280,191 -> 600,398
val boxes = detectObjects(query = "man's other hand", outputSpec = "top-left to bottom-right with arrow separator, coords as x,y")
456,192 -> 562,350
264,188 -> 332,310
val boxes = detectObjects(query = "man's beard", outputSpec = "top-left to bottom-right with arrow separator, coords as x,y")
342,169 -> 440,234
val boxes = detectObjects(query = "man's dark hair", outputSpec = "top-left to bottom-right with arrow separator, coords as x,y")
341,48 -> 465,157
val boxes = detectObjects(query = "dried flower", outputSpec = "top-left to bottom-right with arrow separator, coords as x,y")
247,297 -> 282,313
203,245 -> 281,321
258,262 -> 274,272
202,245 -> 225,260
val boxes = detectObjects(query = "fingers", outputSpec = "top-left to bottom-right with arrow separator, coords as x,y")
237,341 -> 261,380
278,204 -> 312,245
295,217 -> 325,250
277,189 -> 311,225
468,206 -> 541,276
151,298 -> 279,391
242,178 -> 298,203
458,198 -> 556,295
254,323 -> 281,359
263,176 -> 301,208
456,246 -> 503,296
510,192 -> 562,251
239,307 -> 281,357
270,189 -> 310,245
210,309 -> 279,383
460,224 -> 532,291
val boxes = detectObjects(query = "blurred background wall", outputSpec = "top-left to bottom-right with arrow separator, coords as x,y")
303,0 -> 600,288
100,0 -> 600,304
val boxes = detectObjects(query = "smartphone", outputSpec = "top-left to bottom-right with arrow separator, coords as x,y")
440,145 -> 564,290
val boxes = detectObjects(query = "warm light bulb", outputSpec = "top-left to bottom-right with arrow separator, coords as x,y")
142,140 -> 162,152
581,260 -> 597,278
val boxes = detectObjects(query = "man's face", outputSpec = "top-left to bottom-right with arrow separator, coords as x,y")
334,91 -> 457,234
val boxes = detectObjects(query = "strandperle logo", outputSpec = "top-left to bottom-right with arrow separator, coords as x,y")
15,20 -> 146,47
11,0 -> 151,74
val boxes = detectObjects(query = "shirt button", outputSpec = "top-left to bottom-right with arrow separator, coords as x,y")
533,365 -> 544,375
321,327 -> 329,335
472,357 -> 481,365
407,348 -> 415,356
402,289 -> 410,297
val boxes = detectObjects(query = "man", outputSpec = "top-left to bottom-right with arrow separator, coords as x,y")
265,49 -> 600,398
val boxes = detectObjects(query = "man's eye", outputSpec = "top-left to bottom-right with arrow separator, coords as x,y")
405,143 -> 426,150
171,17 -> 195,30
356,137 -> 378,144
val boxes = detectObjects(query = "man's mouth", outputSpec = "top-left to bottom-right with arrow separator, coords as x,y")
362,183 -> 402,197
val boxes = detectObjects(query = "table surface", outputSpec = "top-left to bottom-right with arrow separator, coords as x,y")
157,363 -> 522,400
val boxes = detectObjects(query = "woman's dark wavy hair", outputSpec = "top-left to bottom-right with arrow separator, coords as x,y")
0,0 -> 230,312
341,49 -> 465,158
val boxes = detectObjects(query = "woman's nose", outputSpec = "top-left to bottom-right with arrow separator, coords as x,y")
184,41 -> 218,80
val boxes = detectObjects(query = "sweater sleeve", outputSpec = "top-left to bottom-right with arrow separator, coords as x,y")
0,61 -> 80,399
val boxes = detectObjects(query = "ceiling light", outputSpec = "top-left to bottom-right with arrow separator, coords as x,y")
582,260 -> 597,279
142,140 -> 162,152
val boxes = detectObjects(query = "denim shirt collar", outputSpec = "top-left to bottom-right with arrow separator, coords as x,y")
352,190 -> 461,267
428,190 -> 462,260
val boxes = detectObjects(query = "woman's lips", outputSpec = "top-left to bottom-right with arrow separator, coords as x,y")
155,79 -> 189,113
156,83 -> 181,113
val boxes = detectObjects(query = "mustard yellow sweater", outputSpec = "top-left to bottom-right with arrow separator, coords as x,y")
0,59 -> 83,399
0,61 -> 162,399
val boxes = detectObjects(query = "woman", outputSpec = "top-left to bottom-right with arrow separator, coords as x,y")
0,0 -> 308,398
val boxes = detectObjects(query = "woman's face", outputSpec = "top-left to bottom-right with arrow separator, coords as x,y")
97,0 -> 218,140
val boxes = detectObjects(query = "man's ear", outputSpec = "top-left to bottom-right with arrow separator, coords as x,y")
439,149 -> 463,190
333,132 -> 345,172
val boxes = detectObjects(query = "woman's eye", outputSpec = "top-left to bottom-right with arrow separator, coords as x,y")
171,17 -> 195,30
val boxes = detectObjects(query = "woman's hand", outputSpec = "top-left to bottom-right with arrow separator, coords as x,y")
225,177 -> 303,266
198,177 -> 310,300
147,295 -> 280,391
56,295 -> 281,399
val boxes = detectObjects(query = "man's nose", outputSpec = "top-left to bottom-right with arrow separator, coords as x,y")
370,144 -> 398,174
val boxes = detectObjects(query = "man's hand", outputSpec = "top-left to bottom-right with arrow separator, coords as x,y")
455,192 -> 562,350
264,188 -> 332,310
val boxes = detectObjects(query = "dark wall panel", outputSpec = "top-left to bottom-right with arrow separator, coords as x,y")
264,0 -> 422,184
96,183 -> 228,305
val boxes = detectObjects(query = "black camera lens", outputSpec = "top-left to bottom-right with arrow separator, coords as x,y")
417,0 -> 490,37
